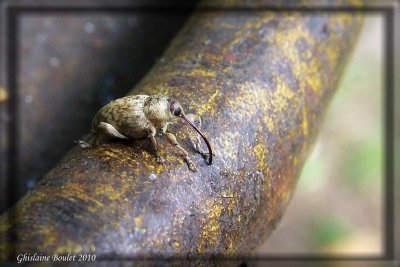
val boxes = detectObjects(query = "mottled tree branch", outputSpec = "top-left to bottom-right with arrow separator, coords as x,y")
0,0 -> 363,263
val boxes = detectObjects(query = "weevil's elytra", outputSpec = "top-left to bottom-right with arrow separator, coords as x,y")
84,95 -> 213,171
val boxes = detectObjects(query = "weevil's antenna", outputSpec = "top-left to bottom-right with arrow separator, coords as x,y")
181,114 -> 213,165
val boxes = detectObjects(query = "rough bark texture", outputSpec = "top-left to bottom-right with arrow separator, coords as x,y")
0,0 -> 363,263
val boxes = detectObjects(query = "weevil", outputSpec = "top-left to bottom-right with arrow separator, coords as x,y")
80,95 -> 213,171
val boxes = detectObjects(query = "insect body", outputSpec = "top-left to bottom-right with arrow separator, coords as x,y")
85,95 -> 212,171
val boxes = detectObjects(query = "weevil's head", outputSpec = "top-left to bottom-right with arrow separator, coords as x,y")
145,95 -> 213,165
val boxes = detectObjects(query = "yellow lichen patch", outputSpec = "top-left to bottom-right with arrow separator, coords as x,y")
120,171 -> 127,178
209,88 -> 220,103
326,46 -> 339,64
262,115 -> 275,132
148,83 -> 172,96
134,215 -> 143,232
94,183 -> 123,201
38,227 -> 59,249
302,104 -> 309,137
32,189 -> 50,201
270,81 -> 296,114
273,20 -> 326,98
253,143 -> 266,170
304,66 -> 322,94
103,150 -> 120,159
225,194 -> 237,216
187,67 -> 216,78
54,239 -> 83,254
274,22 -> 314,66
195,88 -> 221,117
40,183 -> 108,214
197,200 -> 224,253
202,52 -> 224,65
262,166 -> 272,188
140,151 -> 166,174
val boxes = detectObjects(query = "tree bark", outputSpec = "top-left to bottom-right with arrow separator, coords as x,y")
0,0 -> 363,263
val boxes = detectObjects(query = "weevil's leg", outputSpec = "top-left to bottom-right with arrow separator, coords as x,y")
97,122 -> 128,139
193,134 -> 210,158
77,130 -> 97,148
94,122 -> 128,145
184,113 -> 210,158
165,132 -> 197,172
77,140 -> 92,148
93,133 -> 103,146
160,122 -> 170,135
147,125 -> 165,163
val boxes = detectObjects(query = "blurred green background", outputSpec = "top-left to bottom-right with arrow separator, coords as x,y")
257,15 -> 383,256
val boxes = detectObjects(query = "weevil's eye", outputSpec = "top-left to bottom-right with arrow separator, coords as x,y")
169,101 -> 182,116
173,106 -> 181,116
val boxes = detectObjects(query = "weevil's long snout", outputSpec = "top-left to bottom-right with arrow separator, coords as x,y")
181,114 -> 213,165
